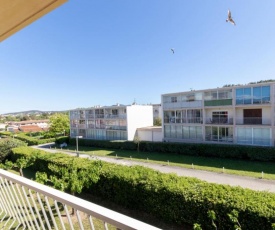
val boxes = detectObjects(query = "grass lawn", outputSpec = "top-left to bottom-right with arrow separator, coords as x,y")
59,145 -> 275,180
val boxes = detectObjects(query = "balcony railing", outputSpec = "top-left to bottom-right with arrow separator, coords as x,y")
164,117 -> 202,124
235,117 -> 271,125
0,169 -> 160,230
205,117 -> 233,125
95,114 -> 104,119
205,135 -> 233,143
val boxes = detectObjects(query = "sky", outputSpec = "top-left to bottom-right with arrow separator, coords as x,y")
1,0 -> 275,114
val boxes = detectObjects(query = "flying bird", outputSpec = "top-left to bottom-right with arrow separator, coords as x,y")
226,9 -> 236,26
171,48 -> 175,54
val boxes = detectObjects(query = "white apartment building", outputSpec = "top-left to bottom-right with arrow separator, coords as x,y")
70,104 -> 153,141
162,82 -> 274,146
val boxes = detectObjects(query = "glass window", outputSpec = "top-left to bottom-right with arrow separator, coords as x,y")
164,125 -> 171,138
253,87 -> 261,104
171,126 -> 176,138
171,96 -> 177,103
236,88 -> 243,104
253,128 -> 270,146
196,127 -> 202,139
195,92 -> 202,100
211,91 -> 218,100
182,127 -> 189,139
237,128 -> 252,144
244,88 -> 252,104
204,92 -> 212,101
262,86 -> 270,103
176,126 -> 182,138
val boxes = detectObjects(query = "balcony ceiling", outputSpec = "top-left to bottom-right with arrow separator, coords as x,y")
0,0 -> 67,42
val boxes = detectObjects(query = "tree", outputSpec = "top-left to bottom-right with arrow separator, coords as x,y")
153,117 -> 162,126
4,156 -> 36,177
49,113 -> 70,138
0,138 -> 27,162
133,135 -> 141,152
36,158 -> 102,215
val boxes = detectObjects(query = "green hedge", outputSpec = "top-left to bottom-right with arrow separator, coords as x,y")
68,138 -> 275,162
14,134 -> 55,146
69,138 -> 136,150
10,147 -> 275,229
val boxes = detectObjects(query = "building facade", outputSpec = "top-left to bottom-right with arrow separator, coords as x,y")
162,83 -> 274,146
70,104 -> 153,141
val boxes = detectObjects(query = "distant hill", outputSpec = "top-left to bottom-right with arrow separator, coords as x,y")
1,110 -> 69,116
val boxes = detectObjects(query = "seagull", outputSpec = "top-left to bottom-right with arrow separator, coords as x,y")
171,48 -> 175,54
226,9 -> 236,26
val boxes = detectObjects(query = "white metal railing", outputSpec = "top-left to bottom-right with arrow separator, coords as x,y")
0,169 -> 160,230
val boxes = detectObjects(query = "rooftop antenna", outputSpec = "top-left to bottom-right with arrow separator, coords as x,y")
132,98 -> 137,105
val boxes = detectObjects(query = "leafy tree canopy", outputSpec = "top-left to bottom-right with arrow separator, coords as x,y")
0,138 -> 27,162
49,113 -> 70,137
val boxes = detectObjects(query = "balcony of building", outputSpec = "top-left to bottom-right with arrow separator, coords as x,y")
204,99 -> 232,107
0,169 -> 160,230
235,117 -> 271,125
205,117 -> 234,125
205,134 -> 234,143
164,117 -> 202,124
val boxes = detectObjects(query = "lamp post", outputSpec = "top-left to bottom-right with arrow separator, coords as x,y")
76,135 -> 83,157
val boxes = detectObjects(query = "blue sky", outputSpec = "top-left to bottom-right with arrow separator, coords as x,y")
1,0 -> 275,113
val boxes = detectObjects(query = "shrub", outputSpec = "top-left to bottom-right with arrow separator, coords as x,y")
10,146 -> 275,229
0,138 -> 27,162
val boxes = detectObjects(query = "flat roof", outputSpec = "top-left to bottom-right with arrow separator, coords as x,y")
162,81 -> 275,96
0,0 -> 67,42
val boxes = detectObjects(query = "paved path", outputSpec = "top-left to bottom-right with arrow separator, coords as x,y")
33,144 -> 275,193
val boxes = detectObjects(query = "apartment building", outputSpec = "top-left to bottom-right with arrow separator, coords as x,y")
70,104 -> 153,141
162,82 -> 274,146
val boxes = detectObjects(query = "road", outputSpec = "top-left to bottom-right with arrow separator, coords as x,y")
33,144 -> 275,193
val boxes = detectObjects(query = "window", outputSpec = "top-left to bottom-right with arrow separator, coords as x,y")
205,90 -> 232,101
237,127 -> 270,146
212,111 -> 228,124
186,94 -> 195,102
262,86 -> 270,103
235,86 -> 270,105
112,109 -> 118,115
206,126 -> 233,142
171,96 -> 177,103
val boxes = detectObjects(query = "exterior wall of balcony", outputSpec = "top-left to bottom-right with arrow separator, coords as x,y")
204,108 -> 234,124
235,107 -> 272,125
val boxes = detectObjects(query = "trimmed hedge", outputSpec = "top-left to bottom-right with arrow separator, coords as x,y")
14,133 -> 56,146
69,138 -> 275,162
11,147 -> 275,229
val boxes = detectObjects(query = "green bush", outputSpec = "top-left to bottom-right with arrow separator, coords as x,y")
10,146 -> 275,229
15,133 -> 55,146
0,138 -> 27,162
68,137 -> 275,162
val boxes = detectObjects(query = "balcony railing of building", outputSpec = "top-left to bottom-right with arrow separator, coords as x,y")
87,114 -> 95,119
77,124 -> 86,129
163,100 -> 202,109
235,117 -> 271,125
205,117 -> 233,125
164,117 -> 202,124
205,135 -> 233,143
0,169 -> 160,230
105,114 -> 127,119
95,114 -> 105,119
236,138 -> 271,146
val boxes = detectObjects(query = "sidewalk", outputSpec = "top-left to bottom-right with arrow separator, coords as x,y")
33,144 -> 275,193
